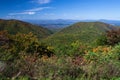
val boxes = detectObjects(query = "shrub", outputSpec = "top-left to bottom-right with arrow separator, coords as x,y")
106,29 -> 120,45
97,29 -> 120,46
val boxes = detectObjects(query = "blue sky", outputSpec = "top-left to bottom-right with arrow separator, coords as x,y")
0,0 -> 120,20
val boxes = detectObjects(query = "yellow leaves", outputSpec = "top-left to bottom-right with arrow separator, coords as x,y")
93,48 -> 98,53
84,50 -> 88,54
92,46 -> 112,55
47,46 -> 54,50
102,47 -> 110,53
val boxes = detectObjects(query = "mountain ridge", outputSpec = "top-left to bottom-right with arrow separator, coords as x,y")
0,19 -> 52,39
45,21 -> 118,46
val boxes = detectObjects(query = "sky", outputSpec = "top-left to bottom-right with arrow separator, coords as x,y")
0,0 -> 120,20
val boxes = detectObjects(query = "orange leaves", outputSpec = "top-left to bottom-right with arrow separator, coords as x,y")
41,55 -> 49,61
92,46 -> 111,54
84,46 -> 112,64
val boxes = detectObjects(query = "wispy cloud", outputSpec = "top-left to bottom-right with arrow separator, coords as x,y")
9,11 -> 36,15
9,7 -> 51,15
26,7 -> 51,12
31,0 -> 51,4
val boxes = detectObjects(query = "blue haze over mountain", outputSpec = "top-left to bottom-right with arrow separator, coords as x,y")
23,19 -> 120,32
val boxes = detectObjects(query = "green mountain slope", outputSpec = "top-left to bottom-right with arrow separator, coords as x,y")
0,19 -> 52,38
45,22 -> 117,46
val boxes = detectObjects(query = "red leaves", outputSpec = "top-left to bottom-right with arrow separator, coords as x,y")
106,29 -> 120,45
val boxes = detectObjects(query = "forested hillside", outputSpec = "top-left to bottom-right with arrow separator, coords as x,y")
46,22 -> 117,44
0,19 -> 52,39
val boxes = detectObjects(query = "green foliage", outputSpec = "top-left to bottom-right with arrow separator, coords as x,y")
109,43 -> 120,60
48,40 -> 88,56
96,35 -> 108,46
67,41 -> 87,56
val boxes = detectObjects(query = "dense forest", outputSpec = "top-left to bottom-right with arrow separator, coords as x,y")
0,20 -> 120,80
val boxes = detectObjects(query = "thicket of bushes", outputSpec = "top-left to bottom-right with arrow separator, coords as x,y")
0,31 -> 54,79
0,29 -> 120,80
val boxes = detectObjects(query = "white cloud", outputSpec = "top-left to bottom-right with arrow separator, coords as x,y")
25,12 -> 36,15
27,7 -> 51,12
9,11 -> 36,15
32,0 -> 51,4
9,7 -> 51,16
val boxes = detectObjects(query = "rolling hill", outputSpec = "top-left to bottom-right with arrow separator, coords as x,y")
0,19 -> 52,39
45,22 -> 118,46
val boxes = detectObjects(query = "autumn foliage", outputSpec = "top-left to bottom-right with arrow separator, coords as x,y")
0,31 -> 54,78
97,29 -> 120,46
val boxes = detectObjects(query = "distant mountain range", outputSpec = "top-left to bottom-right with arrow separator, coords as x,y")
79,19 -> 120,26
24,19 -> 79,24
0,19 -> 52,39
98,19 -> 120,26
24,19 -> 120,26
23,19 -> 80,32
23,19 -> 120,32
